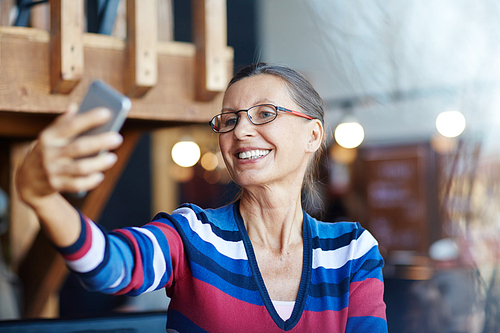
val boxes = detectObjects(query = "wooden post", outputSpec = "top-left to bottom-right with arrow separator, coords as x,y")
192,0 -> 228,101
50,0 -> 84,94
9,142 -> 40,272
125,0 -> 158,98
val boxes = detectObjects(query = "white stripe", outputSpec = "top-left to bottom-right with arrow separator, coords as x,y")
108,267 -> 126,289
174,207 -> 248,260
132,227 -> 166,292
66,221 -> 106,273
312,230 -> 378,269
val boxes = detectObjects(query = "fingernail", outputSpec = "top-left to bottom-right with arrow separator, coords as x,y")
106,153 -> 118,164
109,134 -> 123,144
95,173 -> 105,182
97,108 -> 112,118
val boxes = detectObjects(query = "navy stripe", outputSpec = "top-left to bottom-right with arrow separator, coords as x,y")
308,276 -> 350,298
166,309 -> 209,333
57,212 -> 87,255
311,227 -> 364,251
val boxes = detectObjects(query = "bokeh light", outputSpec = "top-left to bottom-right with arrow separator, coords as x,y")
436,110 -> 466,138
171,141 -> 201,167
201,152 -> 219,171
334,122 -> 365,149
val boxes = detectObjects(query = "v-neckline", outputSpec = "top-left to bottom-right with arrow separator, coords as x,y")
233,201 -> 312,330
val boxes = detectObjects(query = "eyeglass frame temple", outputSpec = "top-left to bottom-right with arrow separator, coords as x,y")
275,106 -> 313,120
209,105 -> 314,132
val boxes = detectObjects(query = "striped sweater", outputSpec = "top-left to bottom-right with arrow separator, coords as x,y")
59,202 -> 387,332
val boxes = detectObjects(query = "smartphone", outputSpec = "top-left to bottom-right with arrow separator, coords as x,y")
77,80 -> 132,136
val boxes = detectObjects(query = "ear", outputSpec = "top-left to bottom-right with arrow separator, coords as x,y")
306,119 -> 324,153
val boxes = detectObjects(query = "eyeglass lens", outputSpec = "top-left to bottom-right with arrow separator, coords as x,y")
213,105 -> 278,132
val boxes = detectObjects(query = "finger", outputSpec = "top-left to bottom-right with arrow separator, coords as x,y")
59,107 -> 113,140
43,108 -> 112,145
62,132 -> 123,159
68,102 -> 78,114
50,172 -> 106,193
51,153 -> 118,177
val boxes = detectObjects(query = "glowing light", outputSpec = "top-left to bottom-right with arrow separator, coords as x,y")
436,111 -> 466,138
201,152 -> 219,171
171,141 -> 201,167
334,122 -> 365,149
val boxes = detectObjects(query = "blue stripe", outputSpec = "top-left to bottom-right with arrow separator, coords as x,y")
141,224 -> 173,290
303,294 -> 348,312
190,261 -> 264,305
346,316 -> 387,332
311,264 -> 351,285
119,227 -> 157,294
311,224 -> 364,251
186,243 -> 257,292
350,258 -> 384,283
165,211 -> 253,278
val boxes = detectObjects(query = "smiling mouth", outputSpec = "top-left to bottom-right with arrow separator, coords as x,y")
238,149 -> 270,160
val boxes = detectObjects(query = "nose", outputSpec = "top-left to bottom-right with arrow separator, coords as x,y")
232,111 -> 255,138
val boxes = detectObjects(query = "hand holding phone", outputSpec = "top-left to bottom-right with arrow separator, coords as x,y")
70,80 -> 131,198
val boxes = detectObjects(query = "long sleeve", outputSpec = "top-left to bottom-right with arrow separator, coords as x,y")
57,212 -> 188,296
345,228 -> 388,332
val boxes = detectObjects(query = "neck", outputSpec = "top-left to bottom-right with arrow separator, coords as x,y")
239,186 -> 304,254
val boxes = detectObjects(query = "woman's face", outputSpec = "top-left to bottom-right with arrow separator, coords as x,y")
219,74 -> 321,190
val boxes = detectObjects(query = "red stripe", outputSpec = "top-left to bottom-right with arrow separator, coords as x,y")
62,216 -> 93,261
169,275 -> 351,332
293,308 -> 348,332
348,278 -> 386,319
112,229 -> 144,295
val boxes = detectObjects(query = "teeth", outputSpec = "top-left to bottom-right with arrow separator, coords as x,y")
238,149 -> 270,160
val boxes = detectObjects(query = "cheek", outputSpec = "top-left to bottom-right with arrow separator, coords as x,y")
218,135 -> 232,164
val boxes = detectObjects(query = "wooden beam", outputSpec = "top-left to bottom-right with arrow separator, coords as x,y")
193,0 -> 229,101
50,0 -> 84,94
17,129 -> 142,318
0,27 -> 231,128
125,0 -> 158,98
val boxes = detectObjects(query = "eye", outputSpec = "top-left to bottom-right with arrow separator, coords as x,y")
253,105 -> 276,121
220,113 -> 238,127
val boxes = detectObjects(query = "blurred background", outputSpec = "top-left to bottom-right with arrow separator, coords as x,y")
1,0 -> 500,332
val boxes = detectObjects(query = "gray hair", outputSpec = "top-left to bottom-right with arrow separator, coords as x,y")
227,63 -> 326,214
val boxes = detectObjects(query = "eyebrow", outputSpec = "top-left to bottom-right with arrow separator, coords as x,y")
221,99 -> 275,112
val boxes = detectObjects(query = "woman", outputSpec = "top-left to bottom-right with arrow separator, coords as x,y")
16,63 -> 387,332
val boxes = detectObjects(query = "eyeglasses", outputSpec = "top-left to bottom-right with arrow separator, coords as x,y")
209,104 -> 313,133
